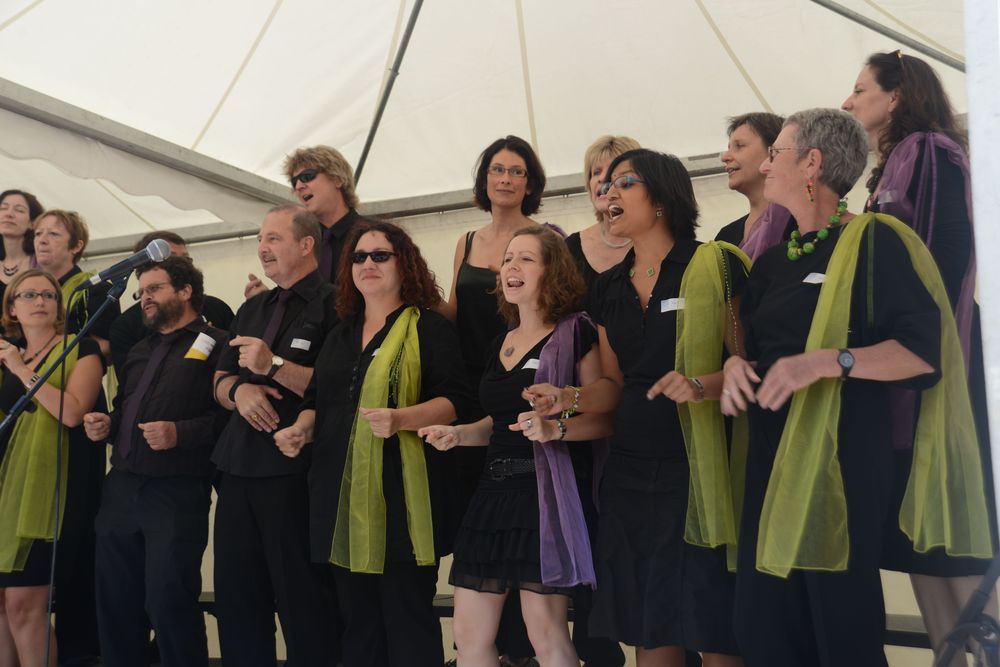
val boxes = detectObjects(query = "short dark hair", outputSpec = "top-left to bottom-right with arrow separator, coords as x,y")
726,112 -> 785,147
136,256 -> 205,314
267,204 -> 321,258
472,135 -> 546,216
335,218 -> 442,319
605,149 -> 699,241
0,189 -> 43,259
496,226 -> 585,326
133,230 -> 186,254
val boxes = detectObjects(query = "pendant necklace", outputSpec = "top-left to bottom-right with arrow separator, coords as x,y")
23,332 -> 58,364
629,266 -> 656,278
2,260 -> 21,277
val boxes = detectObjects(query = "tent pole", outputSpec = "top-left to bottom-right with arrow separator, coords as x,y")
354,0 -> 424,183
809,0 -> 965,72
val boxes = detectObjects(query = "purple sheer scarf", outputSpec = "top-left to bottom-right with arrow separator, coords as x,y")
740,204 -> 793,260
877,132 -> 977,449
532,312 -> 597,588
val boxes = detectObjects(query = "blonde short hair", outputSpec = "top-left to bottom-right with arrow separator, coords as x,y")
283,145 -> 359,209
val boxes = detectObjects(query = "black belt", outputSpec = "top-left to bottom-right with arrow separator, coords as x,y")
485,458 -> 535,481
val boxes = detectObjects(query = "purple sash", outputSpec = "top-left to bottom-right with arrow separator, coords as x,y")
740,204 -> 793,260
532,312 -> 597,588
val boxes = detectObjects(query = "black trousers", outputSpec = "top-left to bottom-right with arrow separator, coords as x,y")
94,470 -> 210,667
332,562 -> 442,667
214,473 -> 340,667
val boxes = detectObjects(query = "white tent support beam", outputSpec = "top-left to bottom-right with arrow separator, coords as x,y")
964,0 -> 1000,525
810,0 -> 965,72
0,77 -> 295,206
85,154 -> 725,257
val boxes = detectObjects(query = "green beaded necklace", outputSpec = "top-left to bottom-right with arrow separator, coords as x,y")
786,198 -> 848,261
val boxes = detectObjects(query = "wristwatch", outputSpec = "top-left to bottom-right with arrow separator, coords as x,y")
837,348 -> 855,380
266,355 -> 285,379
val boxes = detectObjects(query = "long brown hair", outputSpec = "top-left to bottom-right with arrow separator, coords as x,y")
496,226 -> 585,326
335,219 -> 442,319
865,51 -> 966,191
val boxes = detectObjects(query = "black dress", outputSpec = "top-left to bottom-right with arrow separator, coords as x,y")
450,324 -> 598,595
0,338 -> 102,588
714,214 -> 749,247
868,144 -> 996,576
587,241 -> 741,654
734,221 -> 941,667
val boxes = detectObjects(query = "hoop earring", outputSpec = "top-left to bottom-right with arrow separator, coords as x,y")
655,209 -> 663,218
806,180 -> 815,203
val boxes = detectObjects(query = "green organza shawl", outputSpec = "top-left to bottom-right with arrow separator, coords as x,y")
330,306 -> 435,573
756,213 -> 992,577
0,340 -> 79,572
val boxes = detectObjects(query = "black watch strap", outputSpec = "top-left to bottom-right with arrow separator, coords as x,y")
228,378 -> 245,403
837,348 -> 855,380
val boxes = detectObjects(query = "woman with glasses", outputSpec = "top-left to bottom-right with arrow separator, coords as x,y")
526,149 -> 747,667
0,270 -> 104,667
722,108 -> 990,666
274,219 -> 469,667
421,225 -> 611,667
842,50 -> 995,664
0,190 -> 42,302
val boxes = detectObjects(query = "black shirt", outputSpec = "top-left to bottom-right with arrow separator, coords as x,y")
109,319 -> 229,477
60,265 -> 120,339
592,239 -> 747,459
110,295 -> 235,380
213,271 -> 338,477
321,208 -> 361,284
302,306 -> 471,563
715,214 -> 749,247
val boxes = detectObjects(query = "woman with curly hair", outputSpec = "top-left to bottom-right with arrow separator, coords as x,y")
274,219 -> 470,667
421,226 -> 612,667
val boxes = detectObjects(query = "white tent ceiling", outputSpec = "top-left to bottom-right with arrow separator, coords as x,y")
0,0 -> 967,248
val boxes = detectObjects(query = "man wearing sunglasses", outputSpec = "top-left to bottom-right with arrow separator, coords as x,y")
212,204 -> 341,667
245,145 -> 361,298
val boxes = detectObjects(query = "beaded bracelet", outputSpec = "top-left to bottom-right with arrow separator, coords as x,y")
561,385 -> 582,419
555,419 -> 567,441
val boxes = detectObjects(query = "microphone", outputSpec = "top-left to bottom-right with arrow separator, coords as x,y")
86,239 -> 171,286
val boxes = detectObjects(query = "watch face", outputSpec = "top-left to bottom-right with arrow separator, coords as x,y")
838,351 -> 854,368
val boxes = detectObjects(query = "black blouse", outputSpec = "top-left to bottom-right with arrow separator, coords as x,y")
714,214 -> 749,247
302,306 -> 472,563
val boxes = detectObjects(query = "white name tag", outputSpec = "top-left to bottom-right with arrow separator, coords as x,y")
290,337 -> 311,351
371,347 -> 380,357
803,273 -> 826,284
523,358 -> 540,370
183,332 -> 216,361
660,298 -> 685,313
877,189 -> 898,205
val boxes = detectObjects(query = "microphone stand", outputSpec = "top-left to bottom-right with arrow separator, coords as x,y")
935,552 -> 1000,667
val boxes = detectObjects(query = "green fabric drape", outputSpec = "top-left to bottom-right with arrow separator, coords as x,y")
330,307 -> 435,573
756,213 -> 992,578
0,341 -> 79,572
675,241 -> 750,572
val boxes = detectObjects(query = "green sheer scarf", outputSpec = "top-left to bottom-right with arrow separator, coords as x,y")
61,270 -> 92,322
0,340 -> 79,572
330,306 -> 435,573
675,241 -> 751,571
756,212 -> 992,578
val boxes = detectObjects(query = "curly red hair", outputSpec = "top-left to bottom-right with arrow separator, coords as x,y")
335,219 -> 443,319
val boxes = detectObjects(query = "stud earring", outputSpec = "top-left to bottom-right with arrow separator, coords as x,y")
655,209 -> 663,218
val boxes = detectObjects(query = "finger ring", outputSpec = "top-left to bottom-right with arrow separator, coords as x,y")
723,389 -> 732,396
529,399 -> 535,408
250,414 -> 260,422
525,419 -> 533,429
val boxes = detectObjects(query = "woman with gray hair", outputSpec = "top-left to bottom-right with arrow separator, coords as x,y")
721,108 -> 991,666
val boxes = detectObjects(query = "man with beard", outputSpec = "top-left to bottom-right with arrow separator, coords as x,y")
244,145 -> 360,297
83,256 -> 228,667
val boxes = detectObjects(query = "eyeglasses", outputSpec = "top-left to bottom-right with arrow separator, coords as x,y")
132,282 -> 171,301
14,290 -> 58,302
488,164 -> 528,179
767,146 -> 798,162
290,168 -> 320,188
598,175 -> 644,196
349,250 -> 398,264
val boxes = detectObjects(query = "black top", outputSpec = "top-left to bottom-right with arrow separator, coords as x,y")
320,208 -> 362,284
744,221 -> 940,382
455,231 -> 506,386
714,214 -> 749,247
60,265 -> 119,339
867,143 -> 971,307
109,295 -> 235,380
213,271 -> 338,477
592,240 -> 747,459
564,232 -> 601,289
0,338 -> 102,461
109,319 -> 229,477
302,306 -> 472,563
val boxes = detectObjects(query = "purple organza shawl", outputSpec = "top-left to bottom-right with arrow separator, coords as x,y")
532,313 -> 596,588
740,204 -> 793,261
878,132 -> 976,449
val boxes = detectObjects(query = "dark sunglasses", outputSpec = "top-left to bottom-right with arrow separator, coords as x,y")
290,168 -> 320,188
350,250 -> 398,264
